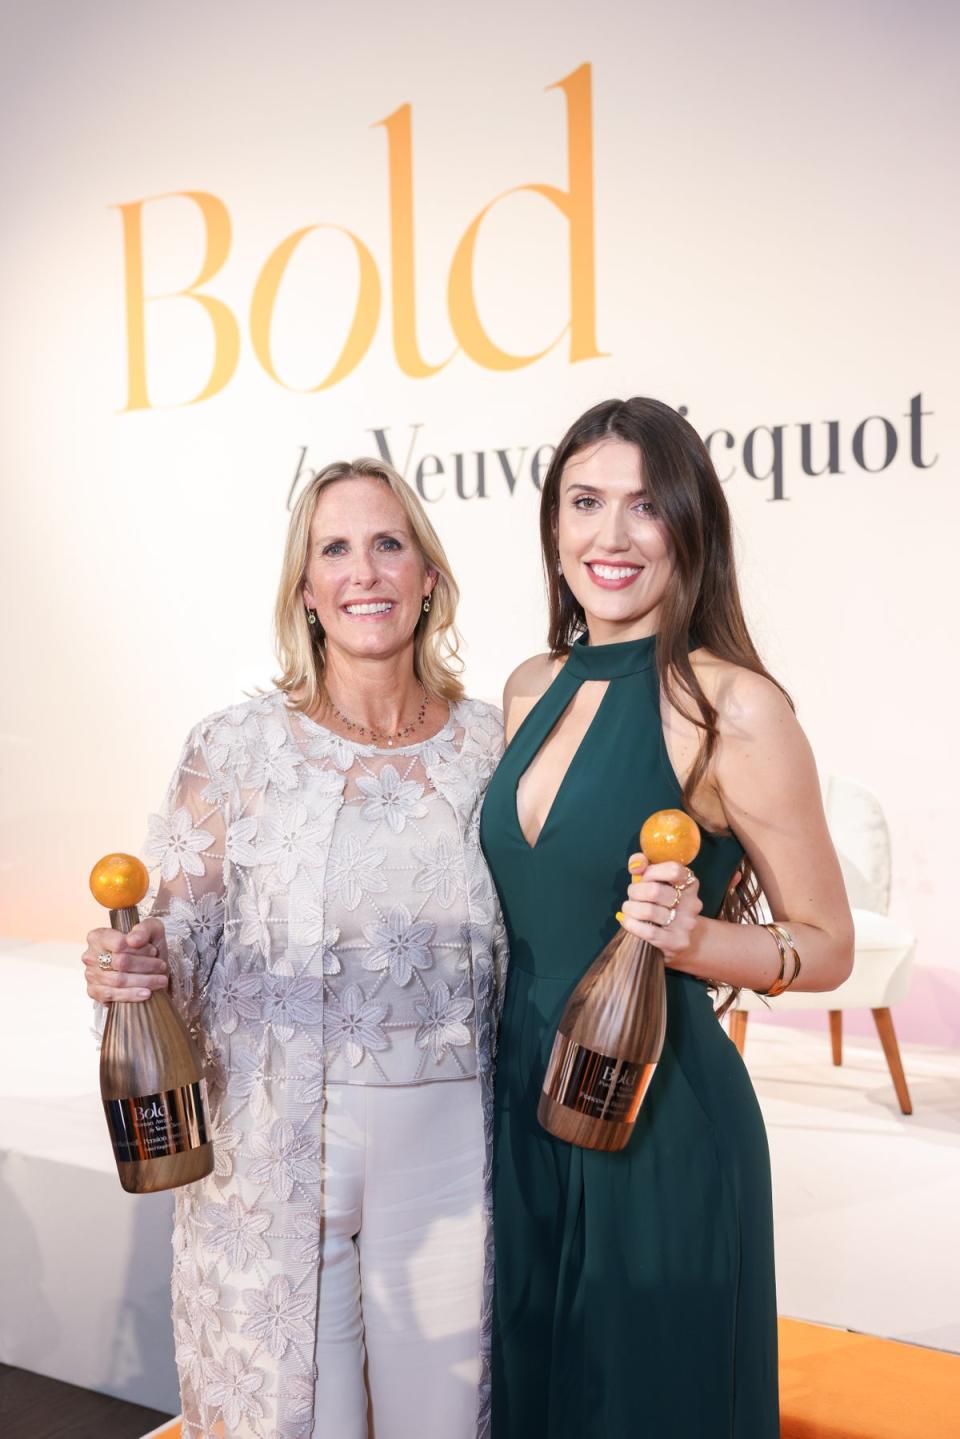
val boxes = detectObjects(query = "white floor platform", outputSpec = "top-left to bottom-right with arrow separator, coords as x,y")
1,940 -> 957,1417
741,1020 -> 960,1353
0,940 -> 179,1413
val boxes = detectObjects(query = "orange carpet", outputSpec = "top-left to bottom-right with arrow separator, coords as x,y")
141,1320 -> 960,1438
778,1318 -> 959,1438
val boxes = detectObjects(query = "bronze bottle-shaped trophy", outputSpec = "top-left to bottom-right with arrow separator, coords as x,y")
91,852 -> 214,1192
538,809 -> 701,1152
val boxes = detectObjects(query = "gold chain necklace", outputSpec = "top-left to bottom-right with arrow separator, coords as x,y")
326,683 -> 429,748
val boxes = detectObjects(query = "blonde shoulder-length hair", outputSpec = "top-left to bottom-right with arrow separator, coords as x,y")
274,457 -> 465,714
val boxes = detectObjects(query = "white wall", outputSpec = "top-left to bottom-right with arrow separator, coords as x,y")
1,0 -> 957,1040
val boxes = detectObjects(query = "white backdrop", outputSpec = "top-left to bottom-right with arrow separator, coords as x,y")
1,0 -> 957,1043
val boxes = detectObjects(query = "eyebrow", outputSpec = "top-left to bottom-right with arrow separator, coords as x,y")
313,529 -> 406,546
564,483 -> 649,498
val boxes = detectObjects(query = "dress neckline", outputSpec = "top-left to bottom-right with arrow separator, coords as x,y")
564,631 -> 657,680
295,697 -> 458,757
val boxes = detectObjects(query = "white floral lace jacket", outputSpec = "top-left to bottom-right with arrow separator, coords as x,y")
140,691 -> 506,1439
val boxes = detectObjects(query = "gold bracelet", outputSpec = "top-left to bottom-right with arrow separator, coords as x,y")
756,923 -> 801,997
769,924 -> 801,992
756,924 -> 785,995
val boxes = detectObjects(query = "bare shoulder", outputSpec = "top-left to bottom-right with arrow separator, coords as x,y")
504,652 -> 561,703
688,650 -> 794,743
503,652 -> 564,742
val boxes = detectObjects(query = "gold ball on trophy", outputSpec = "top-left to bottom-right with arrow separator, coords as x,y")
639,809 -> 701,866
89,853 -> 149,910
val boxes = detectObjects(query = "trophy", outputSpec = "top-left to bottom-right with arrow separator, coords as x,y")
538,810 -> 701,1152
91,853 -> 214,1192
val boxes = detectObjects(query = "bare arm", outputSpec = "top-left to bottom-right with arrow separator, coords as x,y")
502,652 -> 562,743
621,669 -> 854,993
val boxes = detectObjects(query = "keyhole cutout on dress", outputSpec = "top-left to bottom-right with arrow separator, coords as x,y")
515,680 -> 610,849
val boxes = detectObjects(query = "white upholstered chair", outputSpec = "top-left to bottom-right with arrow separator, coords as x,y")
727,778 -> 916,1114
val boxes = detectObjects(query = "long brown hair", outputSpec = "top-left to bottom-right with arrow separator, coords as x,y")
540,397 -> 790,976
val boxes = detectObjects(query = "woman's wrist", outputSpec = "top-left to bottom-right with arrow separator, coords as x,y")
661,913 -> 710,976
666,914 -> 783,992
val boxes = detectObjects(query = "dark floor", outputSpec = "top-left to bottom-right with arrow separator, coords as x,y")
0,1364 -> 174,1439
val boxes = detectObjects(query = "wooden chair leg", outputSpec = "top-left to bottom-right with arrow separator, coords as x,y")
829,1010 -> 842,1066
871,1007 -> 913,1115
728,1011 -> 748,1056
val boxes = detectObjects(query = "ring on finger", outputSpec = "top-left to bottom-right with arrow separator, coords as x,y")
679,868 -> 697,890
97,952 -> 114,971
663,907 -> 678,927
667,885 -> 684,910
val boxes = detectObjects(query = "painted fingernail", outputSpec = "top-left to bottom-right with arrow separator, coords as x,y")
137,989 -> 151,998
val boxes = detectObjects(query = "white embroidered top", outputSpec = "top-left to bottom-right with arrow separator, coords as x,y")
133,689 -> 506,1439
319,724 -> 479,1083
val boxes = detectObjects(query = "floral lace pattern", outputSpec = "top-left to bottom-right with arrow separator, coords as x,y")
139,691 -> 506,1439
319,755 -> 478,1082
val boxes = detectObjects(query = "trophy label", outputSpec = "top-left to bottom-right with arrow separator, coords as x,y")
542,1033 -> 655,1124
104,1080 -> 210,1162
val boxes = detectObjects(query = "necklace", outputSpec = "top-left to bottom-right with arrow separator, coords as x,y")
326,682 -> 429,748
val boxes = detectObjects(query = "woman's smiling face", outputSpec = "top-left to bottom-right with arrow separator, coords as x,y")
557,437 -> 674,643
301,476 -> 435,662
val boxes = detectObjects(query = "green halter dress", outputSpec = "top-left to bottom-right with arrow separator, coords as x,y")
479,633 -> 779,1439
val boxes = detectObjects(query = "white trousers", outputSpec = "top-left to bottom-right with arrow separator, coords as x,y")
310,1076 -> 485,1439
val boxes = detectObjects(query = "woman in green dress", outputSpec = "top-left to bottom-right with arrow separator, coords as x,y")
479,397 -> 853,1438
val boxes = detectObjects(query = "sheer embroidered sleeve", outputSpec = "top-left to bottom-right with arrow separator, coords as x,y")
142,723 -> 227,1036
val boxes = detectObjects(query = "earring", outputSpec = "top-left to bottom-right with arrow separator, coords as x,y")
422,595 -> 431,614
306,609 -> 317,626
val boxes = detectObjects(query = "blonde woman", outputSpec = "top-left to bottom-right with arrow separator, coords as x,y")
82,459 -> 506,1439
